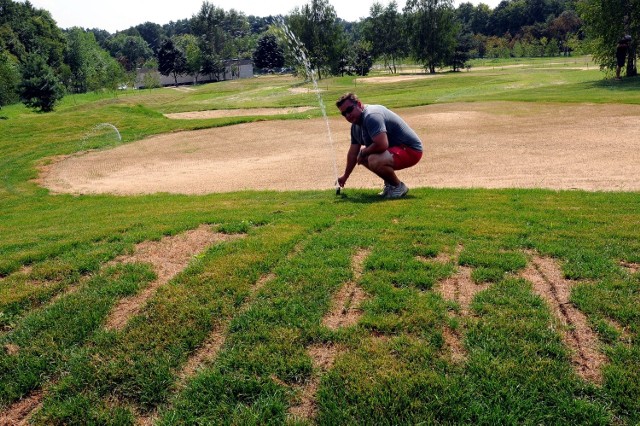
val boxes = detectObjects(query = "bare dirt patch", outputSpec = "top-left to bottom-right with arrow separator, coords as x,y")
38,102 -> 640,195
104,225 -> 242,331
164,106 -> 315,120
177,242 -> 306,393
176,271 -> 276,388
520,254 -> 607,383
438,256 -> 491,316
436,245 -> 487,362
288,87 -> 323,94
289,343 -> 342,421
0,390 -> 44,426
437,267 -> 477,363
358,74 -> 442,84
442,327 -> 467,364
3,343 -> 19,356
177,328 -> 226,383
322,248 -> 370,330
620,261 -> 640,274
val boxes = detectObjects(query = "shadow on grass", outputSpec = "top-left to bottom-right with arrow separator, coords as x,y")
588,76 -> 640,93
335,190 -> 417,204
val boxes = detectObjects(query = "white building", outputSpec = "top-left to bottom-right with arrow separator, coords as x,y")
136,59 -> 253,88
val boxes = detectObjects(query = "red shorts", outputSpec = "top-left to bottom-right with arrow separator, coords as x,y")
389,145 -> 423,170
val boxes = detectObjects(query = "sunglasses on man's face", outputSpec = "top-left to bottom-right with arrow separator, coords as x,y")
341,104 -> 356,117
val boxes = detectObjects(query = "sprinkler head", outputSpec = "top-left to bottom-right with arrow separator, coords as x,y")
336,187 -> 341,195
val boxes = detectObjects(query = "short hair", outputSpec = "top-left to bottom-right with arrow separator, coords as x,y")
336,92 -> 359,108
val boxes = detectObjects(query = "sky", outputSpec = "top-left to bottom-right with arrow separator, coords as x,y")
22,0 -> 500,34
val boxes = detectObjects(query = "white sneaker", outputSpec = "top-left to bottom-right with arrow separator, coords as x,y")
378,182 -> 391,197
385,182 -> 408,199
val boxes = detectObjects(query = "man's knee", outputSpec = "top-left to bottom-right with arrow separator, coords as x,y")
367,151 -> 394,170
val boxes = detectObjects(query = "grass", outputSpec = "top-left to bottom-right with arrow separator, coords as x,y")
1,58 -> 639,424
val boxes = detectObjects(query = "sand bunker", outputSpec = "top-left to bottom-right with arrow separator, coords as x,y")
39,102 -> 640,195
165,106 -> 315,119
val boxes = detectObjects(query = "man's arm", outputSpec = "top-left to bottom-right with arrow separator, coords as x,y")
337,143 -> 361,187
360,132 -> 389,158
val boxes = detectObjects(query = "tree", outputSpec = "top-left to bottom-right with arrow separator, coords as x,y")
450,30 -> 474,70
64,28 -> 126,93
0,0 -> 66,68
547,10 -> 582,55
0,50 -> 20,109
362,1 -> 407,73
107,33 -> 154,72
485,35 -> 511,58
19,53 -> 64,112
488,0 -> 565,37
247,15 -> 273,35
456,2 -> 491,35
488,0 -> 527,37
163,18 -> 192,38
64,28 -> 92,93
405,0 -> 459,73
191,1 -> 231,79
158,38 -> 187,85
348,40 -> 374,76
252,33 -> 285,71
134,22 -> 165,54
578,0 -> 638,76
470,3 -> 492,35
286,0 -> 346,79
174,34 -> 203,82
220,9 -> 252,59
87,28 -> 111,49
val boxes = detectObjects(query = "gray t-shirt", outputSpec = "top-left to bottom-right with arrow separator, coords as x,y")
350,105 -> 423,152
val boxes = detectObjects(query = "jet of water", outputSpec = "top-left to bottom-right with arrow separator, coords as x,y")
79,123 -> 122,150
94,123 -> 122,141
276,20 -> 341,195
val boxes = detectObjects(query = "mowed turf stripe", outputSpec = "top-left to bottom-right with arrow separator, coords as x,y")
460,278 -> 611,424
315,230 -> 454,425
0,263 -> 155,408
32,222 -> 309,423
0,241 -> 128,331
158,224 -> 366,424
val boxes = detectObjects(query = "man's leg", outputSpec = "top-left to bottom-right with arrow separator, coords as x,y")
362,151 -> 401,186
362,147 -> 422,197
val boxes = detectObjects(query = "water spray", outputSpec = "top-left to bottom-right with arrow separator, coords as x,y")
79,123 -> 122,150
277,20 -> 342,196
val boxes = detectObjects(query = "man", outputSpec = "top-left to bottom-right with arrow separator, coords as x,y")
336,93 -> 423,199
616,35 -> 632,80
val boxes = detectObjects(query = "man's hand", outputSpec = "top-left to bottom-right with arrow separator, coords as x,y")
357,149 -> 368,165
337,175 -> 348,187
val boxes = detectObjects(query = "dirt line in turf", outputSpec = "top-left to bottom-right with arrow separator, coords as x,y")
158,242 -> 308,426
620,261 -> 640,274
104,225 -> 242,331
520,254 -> 607,384
290,248 -> 370,422
322,248 -> 370,331
0,390 -> 44,425
436,245 -> 488,363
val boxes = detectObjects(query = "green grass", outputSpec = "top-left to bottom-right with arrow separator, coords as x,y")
1,58 -> 639,424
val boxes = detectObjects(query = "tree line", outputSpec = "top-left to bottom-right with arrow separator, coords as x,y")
0,0 -> 636,112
